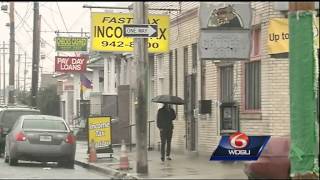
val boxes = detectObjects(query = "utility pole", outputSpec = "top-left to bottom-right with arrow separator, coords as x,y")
17,54 -> 20,91
24,51 -> 26,93
288,2 -> 318,179
0,45 -> 1,103
2,42 -> 6,104
133,2 -> 149,174
31,2 -> 40,107
8,2 -> 15,104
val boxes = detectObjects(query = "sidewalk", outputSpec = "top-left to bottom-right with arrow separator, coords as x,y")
75,141 -> 248,179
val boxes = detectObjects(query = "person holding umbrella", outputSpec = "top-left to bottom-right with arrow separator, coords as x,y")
157,103 -> 176,162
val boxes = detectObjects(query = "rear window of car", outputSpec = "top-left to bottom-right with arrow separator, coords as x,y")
23,119 -> 67,131
2,110 -> 40,128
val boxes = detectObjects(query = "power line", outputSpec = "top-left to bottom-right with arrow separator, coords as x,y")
15,2 -> 32,31
47,3 -> 60,30
14,9 -> 59,57
56,2 -> 69,34
41,15 -> 56,32
68,8 -> 88,30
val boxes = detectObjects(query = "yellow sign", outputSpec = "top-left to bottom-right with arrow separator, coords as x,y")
88,116 -> 111,149
91,12 -> 169,53
268,18 -> 319,54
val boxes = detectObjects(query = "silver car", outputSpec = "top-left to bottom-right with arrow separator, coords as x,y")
4,115 -> 76,168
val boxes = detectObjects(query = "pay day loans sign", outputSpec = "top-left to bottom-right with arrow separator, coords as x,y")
268,17 -> 319,54
55,56 -> 87,72
88,116 -> 111,150
91,12 -> 169,53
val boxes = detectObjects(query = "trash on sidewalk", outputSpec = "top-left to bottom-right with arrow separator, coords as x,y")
88,139 -> 97,163
118,139 -> 132,170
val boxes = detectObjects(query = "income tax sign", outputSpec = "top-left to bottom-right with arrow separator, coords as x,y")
88,116 -> 112,150
91,12 -> 169,53
55,56 -> 87,72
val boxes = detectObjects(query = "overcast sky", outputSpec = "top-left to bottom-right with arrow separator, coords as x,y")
0,1 -> 131,90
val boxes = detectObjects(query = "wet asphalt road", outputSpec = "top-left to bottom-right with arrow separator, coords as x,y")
0,156 -> 111,179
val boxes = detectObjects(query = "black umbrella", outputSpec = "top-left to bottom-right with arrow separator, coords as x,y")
151,95 -> 185,105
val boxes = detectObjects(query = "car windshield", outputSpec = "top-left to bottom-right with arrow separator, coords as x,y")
2,111 -> 40,128
22,119 -> 67,131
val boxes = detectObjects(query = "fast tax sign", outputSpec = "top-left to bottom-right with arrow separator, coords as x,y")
91,12 -> 169,53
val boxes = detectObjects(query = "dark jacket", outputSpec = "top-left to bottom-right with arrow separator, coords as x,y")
157,106 -> 176,130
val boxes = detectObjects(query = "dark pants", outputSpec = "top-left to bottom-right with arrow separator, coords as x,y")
160,129 -> 173,158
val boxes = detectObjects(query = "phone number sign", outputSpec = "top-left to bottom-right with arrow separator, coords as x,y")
91,12 -> 169,53
88,116 -> 111,149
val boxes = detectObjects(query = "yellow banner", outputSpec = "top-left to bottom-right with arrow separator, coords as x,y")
268,18 -> 319,54
88,116 -> 111,149
91,12 -> 169,53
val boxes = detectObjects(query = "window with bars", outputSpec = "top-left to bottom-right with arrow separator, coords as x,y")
220,65 -> 234,103
245,61 -> 261,110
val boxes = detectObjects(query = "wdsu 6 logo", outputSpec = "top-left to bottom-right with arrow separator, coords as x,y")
210,132 -> 270,161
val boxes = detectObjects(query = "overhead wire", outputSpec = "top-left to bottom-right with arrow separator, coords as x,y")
15,2 -> 32,31
56,2 -> 69,34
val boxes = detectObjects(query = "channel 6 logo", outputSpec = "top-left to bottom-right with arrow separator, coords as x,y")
210,132 -> 270,161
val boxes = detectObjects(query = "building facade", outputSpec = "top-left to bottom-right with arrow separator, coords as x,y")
147,2 -> 316,157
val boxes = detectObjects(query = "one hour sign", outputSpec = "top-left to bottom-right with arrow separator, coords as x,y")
91,12 -> 169,53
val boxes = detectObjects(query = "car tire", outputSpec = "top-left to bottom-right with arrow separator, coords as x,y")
65,159 -> 75,169
9,156 -> 18,166
58,159 -> 74,169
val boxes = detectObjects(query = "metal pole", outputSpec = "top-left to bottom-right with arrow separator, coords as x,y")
31,2 -> 40,107
8,2 -> 15,104
24,52 -> 26,93
134,2 -> 149,174
0,45 -> 2,103
2,42 -> 6,104
148,121 -> 151,150
17,54 -> 20,91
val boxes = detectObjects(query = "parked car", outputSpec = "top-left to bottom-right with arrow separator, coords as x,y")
243,137 -> 290,179
0,106 -> 41,154
4,115 -> 76,168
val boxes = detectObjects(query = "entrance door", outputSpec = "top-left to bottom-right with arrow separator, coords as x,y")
185,74 -> 196,151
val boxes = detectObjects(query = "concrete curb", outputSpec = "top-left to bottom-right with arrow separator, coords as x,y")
75,159 -> 138,179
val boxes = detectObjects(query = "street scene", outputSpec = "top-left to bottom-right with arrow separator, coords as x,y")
0,1 -> 319,180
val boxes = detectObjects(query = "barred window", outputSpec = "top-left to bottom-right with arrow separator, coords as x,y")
220,65 -> 234,103
245,61 -> 261,110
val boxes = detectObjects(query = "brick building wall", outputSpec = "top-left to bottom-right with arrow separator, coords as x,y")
149,2 -> 291,156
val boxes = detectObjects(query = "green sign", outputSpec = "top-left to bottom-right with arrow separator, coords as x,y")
56,37 -> 88,51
